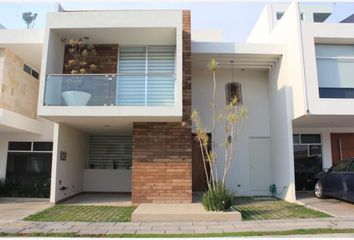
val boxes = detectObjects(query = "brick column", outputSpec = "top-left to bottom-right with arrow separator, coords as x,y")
132,11 -> 192,204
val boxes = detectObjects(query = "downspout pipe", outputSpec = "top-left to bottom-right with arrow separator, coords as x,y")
296,2 -> 310,116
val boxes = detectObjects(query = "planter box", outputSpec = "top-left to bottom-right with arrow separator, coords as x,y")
131,203 -> 242,222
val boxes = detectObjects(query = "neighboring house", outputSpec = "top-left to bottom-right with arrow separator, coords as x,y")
0,29 -> 54,189
1,2 -> 354,204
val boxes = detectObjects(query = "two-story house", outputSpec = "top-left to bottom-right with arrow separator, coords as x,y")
248,2 -> 354,196
1,2 -> 354,205
0,29 -> 54,194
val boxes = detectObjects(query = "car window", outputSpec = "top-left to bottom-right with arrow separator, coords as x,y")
348,161 -> 354,173
331,160 -> 350,172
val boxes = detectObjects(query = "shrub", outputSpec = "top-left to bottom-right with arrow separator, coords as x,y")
0,177 -> 50,198
202,182 -> 233,211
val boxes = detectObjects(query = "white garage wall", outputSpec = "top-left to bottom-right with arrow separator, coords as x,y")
192,67 -> 272,196
50,123 -> 88,202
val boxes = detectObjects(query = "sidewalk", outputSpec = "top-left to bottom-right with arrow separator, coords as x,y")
1,217 -> 354,235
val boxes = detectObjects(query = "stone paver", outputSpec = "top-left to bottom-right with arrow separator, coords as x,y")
0,217 -> 354,235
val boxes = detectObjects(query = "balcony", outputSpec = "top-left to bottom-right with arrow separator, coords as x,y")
44,73 -> 176,107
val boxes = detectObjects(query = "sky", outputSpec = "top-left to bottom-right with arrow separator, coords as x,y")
0,1 -> 354,42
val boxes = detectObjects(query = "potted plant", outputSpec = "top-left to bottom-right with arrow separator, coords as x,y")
61,37 -> 97,106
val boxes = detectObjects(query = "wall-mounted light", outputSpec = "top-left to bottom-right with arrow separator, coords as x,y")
225,60 -> 242,105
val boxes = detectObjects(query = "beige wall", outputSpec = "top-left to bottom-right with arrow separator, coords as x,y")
0,48 -> 39,119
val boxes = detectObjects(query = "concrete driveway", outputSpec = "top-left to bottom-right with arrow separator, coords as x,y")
297,192 -> 354,217
0,198 -> 52,223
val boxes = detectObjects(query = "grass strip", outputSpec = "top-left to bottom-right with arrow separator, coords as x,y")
24,205 -> 135,222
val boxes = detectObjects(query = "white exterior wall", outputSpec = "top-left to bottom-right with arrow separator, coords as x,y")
248,3 -> 308,121
268,58 -> 296,202
192,68 -> 273,196
50,123 -> 88,202
247,5 -> 273,42
0,118 -> 53,180
301,23 -> 354,115
83,169 -> 131,192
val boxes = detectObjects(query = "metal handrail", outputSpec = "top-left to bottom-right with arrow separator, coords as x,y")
47,73 -> 176,77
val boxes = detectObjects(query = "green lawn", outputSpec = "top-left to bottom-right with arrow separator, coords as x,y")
233,197 -> 331,220
24,205 -> 135,222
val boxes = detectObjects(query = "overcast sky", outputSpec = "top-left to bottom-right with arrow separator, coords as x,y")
1,1 -> 354,42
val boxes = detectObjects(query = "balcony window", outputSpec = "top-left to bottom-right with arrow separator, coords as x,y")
43,45 -> 176,107
316,44 -> 354,98
117,46 -> 176,106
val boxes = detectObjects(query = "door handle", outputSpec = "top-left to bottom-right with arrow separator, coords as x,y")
339,138 -> 343,160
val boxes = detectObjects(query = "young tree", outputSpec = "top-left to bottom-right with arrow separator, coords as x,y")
191,58 -> 247,194
22,12 -> 38,29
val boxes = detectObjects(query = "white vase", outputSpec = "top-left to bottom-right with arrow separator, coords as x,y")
62,91 -> 92,106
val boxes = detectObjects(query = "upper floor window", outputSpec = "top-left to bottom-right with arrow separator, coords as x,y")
23,64 -> 39,80
117,46 -> 176,106
276,12 -> 284,20
316,44 -> 354,98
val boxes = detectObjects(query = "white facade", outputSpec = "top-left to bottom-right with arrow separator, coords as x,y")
1,2 -> 354,203
38,10 -> 184,124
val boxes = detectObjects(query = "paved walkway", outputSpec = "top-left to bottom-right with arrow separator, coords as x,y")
297,192 -> 354,217
0,198 -> 52,223
1,217 -> 354,235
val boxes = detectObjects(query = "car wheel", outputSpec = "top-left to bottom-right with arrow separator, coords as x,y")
314,181 -> 325,199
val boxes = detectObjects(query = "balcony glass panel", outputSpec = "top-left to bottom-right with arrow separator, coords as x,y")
44,74 -> 175,106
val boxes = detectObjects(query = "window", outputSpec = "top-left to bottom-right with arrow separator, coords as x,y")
313,13 -> 331,23
301,134 -> 321,144
6,152 -> 52,183
33,142 -> 53,151
276,12 -> 284,20
88,135 -> 132,169
31,70 -> 39,79
117,46 -> 175,106
23,64 -> 31,75
332,159 -> 350,172
8,142 -> 32,151
6,141 -> 53,185
8,141 -> 53,152
293,134 -> 322,191
316,44 -> 354,98
293,134 -> 321,144
23,64 -> 39,80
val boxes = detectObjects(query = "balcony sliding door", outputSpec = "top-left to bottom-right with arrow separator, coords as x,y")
117,45 -> 175,106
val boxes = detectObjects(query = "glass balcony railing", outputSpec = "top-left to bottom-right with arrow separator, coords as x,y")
44,74 -> 176,107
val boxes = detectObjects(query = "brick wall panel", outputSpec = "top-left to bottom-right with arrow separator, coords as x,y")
132,11 -> 192,204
